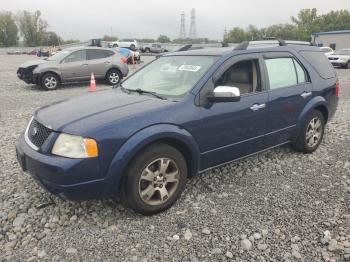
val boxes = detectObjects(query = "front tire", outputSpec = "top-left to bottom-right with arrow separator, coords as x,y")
41,73 -> 59,90
122,143 -> 187,215
292,110 -> 325,153
106,69 -> 121,85
130,44 -> 136,51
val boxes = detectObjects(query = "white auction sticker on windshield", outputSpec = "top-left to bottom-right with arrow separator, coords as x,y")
178,65 -> 201,72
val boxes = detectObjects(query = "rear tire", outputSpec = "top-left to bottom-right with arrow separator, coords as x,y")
130,44 -> 136,51
41,73 -> 59,90
106,69 -> 121,85
122,143 -> 187,215
292,110 -> 325,153
145,48 -> 150,53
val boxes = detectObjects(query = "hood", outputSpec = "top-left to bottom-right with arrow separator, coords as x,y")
19,59 -> 48,68
35,90 -> 170,134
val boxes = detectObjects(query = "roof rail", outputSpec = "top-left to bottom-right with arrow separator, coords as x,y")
233,39 -> 311,50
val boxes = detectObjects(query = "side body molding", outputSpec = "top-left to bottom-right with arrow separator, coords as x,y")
102,124 -> 200,197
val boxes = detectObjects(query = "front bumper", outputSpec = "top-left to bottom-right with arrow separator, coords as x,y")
17,68 -> 39,84
16,134 -> 103,201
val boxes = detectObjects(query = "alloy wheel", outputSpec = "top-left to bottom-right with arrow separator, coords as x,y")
44,76 -> 57,89
138,158 -> 180,206
305,117 -> 322,148
109,72 -> 120,84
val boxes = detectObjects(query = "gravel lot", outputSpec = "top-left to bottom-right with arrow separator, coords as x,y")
0,54 -> 350,262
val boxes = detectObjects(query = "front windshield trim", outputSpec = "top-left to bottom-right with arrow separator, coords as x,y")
121,55 -> 218,99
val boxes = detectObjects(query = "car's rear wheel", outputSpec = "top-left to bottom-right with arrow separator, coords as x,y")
41,73 -> 59,90
122,143 -> 187,215
130,44 -> 136,51
145,48 -> 150,53
113,44 -> 118,48
292,110 -> 325,153
106,69 -> 121,85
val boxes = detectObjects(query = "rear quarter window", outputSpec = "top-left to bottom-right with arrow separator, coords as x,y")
299,51 -> 335,79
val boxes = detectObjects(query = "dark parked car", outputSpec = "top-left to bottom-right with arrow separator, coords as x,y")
16,40 -> 339,215
17,47 -> 129,90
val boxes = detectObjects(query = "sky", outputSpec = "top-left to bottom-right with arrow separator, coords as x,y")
2,0 -> 350,41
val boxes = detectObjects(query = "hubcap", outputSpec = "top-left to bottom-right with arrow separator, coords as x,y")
109,72 -> 119,84
306,117 -> 322,148
44,76 -> 57,89
138,158 -> 180,206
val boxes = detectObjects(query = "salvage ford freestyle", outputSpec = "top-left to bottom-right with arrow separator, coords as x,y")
16,40 -> 339,215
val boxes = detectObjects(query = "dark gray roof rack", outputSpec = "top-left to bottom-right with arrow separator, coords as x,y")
233,39 -> 311,51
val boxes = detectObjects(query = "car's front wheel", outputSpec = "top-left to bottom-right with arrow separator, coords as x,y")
41,73 -> 59,90
106,69 -> 121,85
122,143 -> 187,215
292,110 -> 325,153
130,44 -> 136,51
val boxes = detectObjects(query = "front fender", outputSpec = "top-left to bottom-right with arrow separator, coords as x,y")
102,124 -> 200,197
294,96 -> 327,139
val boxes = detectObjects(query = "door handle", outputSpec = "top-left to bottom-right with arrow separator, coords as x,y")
250,103 -> 266,111
104,61 -> 111,64
300,91 -> 312,98
82,64 -> 88,66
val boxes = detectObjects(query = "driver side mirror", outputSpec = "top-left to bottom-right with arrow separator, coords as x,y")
207,86 -> 241,102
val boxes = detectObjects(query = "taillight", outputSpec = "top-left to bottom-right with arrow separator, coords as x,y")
120,57 -> 127,64
335,79 -> 340,98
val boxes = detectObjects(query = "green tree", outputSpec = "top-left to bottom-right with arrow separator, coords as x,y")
0,11 -> 18,47
61,39 -> 80,45
42,31 -> 61,46
102,35 -> 118,41
224,27 -> 248,43
16,10 -> 48,46
157,34 -> 170,43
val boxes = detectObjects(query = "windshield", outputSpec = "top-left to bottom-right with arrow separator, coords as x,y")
47,50 -> 70,61
122,56 -> 217,98
334,50 -> 350,55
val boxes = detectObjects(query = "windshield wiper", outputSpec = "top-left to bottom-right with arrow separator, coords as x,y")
124,88 -> 167,100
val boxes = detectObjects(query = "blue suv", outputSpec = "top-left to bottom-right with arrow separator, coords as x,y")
16,40 -> 339,215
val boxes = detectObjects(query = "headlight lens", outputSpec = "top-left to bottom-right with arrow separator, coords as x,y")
52,133 -> 98,158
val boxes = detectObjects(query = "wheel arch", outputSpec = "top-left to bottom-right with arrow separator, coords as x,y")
40,70 -> 61,83
294,96 -> 328,139
102,124 -> 200,197
105,67 -> 122,79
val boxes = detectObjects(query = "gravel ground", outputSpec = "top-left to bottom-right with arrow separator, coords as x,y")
0,54 -> 350,262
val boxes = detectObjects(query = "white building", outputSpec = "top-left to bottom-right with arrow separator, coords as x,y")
311,30 -> 350,50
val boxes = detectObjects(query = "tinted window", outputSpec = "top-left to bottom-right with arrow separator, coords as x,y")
87,50 -> 114,60
294,60 -> 307,83
299,51 -> 335,79
64,50 -> 86,63
265,58 -> 297,89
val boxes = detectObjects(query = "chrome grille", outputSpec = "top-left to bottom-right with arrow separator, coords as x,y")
26,118 -> 52,149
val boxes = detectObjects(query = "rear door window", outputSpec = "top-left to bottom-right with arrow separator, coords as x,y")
87,50 -> 114,60
264,58 -> 297,90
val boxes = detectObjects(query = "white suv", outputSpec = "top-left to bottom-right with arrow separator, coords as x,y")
111,39 -> 138,50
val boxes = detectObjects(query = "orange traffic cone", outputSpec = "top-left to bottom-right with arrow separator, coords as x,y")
88,72 -> 96,92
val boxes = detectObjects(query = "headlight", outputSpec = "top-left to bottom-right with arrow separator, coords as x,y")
52,133 -> 98,158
